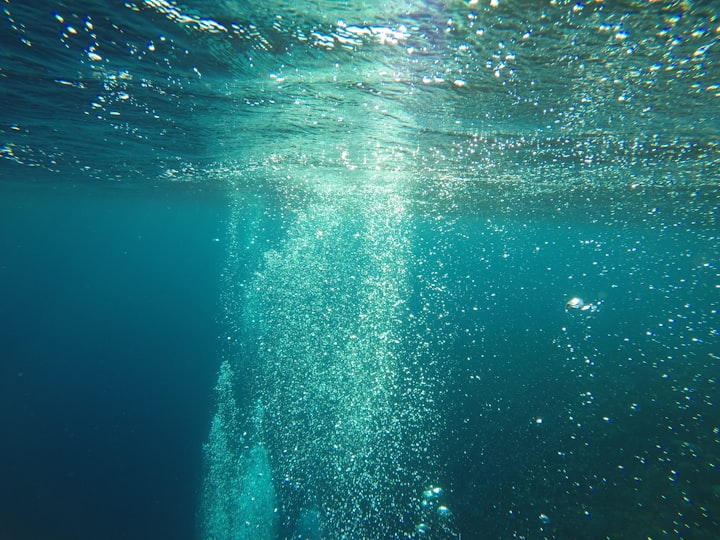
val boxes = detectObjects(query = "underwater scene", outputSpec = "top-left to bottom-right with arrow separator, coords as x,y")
1,1 -> 719,539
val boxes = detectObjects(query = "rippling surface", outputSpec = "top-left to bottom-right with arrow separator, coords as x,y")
4,1 -> 718,187
1,1 -> 719,539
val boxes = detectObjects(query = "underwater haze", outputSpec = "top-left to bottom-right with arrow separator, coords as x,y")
1,1 -> 719,539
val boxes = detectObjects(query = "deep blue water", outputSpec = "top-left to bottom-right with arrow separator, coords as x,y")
0,183 -> 225,540
2,1 -> 719,539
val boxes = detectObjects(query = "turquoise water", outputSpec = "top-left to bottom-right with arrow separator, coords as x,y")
1,1 -> 719,539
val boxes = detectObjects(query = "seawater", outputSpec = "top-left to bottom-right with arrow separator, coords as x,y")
1,1 -> 718,540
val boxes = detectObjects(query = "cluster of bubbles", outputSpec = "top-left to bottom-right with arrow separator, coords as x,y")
415,485 -> 455,537
202,159 -> 460,538
565,296 -> 602,313
201,362 -> 278,540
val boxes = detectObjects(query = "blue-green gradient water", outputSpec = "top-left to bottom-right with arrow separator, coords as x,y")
1,1 -> 718,539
